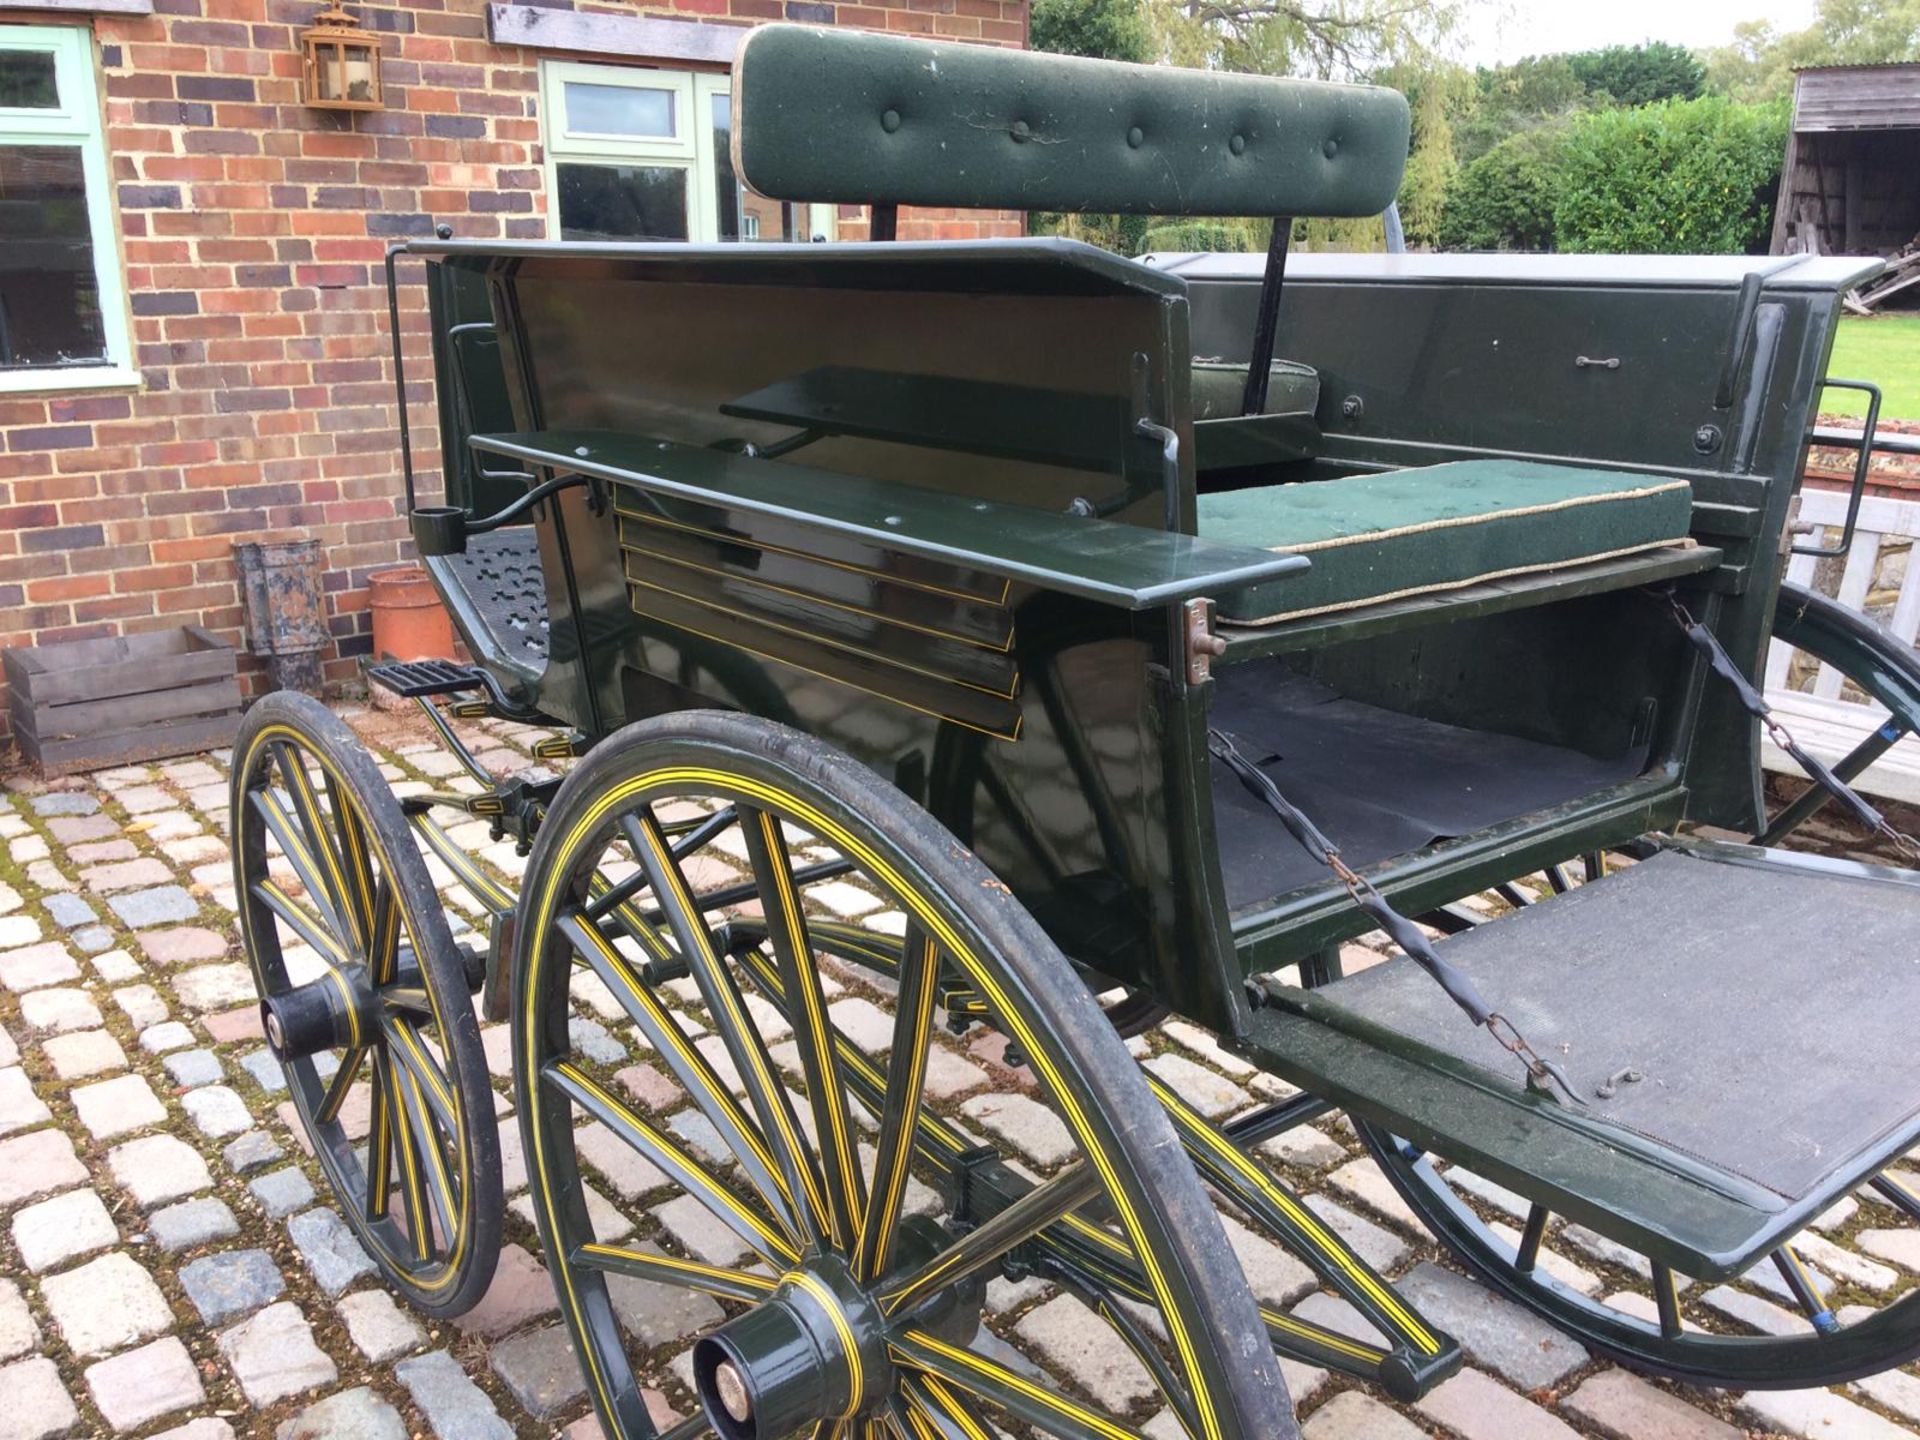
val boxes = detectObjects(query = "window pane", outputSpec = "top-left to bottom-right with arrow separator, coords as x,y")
0,52 -> 57,110
0,145 -> 106,369
712,92 -> 794,243
556,163 -> 689,242
564,81 -> 674,138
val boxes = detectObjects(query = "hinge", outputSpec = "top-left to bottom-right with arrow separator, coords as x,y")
1183,597 -> 1228,685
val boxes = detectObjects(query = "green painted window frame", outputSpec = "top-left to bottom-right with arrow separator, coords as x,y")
0,23 -> 136,394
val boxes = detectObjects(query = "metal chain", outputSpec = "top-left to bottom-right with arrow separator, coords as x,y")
1660,590 -> 1920,863
1210,729 -> 1585,1106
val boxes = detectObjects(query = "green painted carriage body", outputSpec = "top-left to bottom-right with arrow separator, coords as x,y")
411,239 -> 1870,1040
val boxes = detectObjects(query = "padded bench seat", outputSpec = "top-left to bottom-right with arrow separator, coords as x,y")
1198,459 -> 1694,625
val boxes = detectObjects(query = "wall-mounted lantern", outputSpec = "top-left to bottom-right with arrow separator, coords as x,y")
300,3 -> 383,112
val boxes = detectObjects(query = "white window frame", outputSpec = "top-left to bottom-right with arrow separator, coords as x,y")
0,24 -> 136,394
540,60 -> 834,245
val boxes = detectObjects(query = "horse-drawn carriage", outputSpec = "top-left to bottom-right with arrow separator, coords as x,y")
231,25 -> 1920,1439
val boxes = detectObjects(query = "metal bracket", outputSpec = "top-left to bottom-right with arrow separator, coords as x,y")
1183,597 -> 1227,685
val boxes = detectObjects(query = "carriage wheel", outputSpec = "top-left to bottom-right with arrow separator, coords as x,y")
1756,580 -> 1920,849
232,692 -> 502,1316
513,711 -> 1297,1440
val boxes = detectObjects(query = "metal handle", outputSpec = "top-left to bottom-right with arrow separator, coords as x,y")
1713,270 -> 1765,410
1791,377 -> 1882,558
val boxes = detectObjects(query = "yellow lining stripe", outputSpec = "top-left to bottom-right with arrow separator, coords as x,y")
578,1242 -> 776,1296
786,1270 -> 865,1418
1149,1077 -> 1440,1355
322,965 -> 362,1050
758,809 -> 865,1250
636,816 -> 833,1236
895,1331 -> 1140,1440
859,930 -> 937,1282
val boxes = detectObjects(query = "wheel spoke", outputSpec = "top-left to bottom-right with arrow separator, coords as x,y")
559,908 -> 802,1239
743,804 -> 866,1252
314,1046 -> 367,1126
1772,1245 -> 1837,1333
902,1376 -> 996,1440
274,742 -> 364,949
367,875 -> 402,984
381,986 -> 435,1019
252,879 -> 348,966
626,808 -> 833,1249
252,788 -> 351,944
394,1055 -> 460,1246
856,923 -> 939,1283
1653,1263 -> 1684,1341
545,1058 -> 800,1266
881,1163 -> 1101,1317
385,1017 -> 458,1136
1515,1204 -> 1548,1274
573,1240 -> 776,1303
365,1056 -> 393,1221
383,1050 -> 434,1258
892,1329 -> 1139,1440
323,764 -> 379,949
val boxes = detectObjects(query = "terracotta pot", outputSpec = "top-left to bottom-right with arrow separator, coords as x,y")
368,565 -> 455,663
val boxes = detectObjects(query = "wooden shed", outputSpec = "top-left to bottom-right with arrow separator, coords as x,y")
1770,64 -> 1920,296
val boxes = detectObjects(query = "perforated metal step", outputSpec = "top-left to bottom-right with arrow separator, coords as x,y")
426,528 -> 549,684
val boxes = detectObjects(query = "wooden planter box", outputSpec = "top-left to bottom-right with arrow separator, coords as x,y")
4,627 -> 242,776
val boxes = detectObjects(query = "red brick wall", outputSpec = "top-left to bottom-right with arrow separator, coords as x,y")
0,0 -> 1026,745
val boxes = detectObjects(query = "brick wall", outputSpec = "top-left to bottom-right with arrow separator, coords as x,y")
0,0 -> 1026,745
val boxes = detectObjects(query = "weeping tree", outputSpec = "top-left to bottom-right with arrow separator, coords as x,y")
1032,0 -> 1480,254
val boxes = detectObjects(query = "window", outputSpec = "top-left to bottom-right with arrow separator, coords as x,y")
540,61 -> 833,245
0,26 -> 133,392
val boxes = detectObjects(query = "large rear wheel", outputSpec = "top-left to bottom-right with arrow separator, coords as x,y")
514,711 -> 1296,1440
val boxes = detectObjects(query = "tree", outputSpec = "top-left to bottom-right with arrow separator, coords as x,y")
1031,0 -> 1154,63
1438,124 -> 1564,250
1566,41 -> 1705,106
1452,53 -> 1587,165
1553,95 -> 1790,254
1702,0 -> 1920,102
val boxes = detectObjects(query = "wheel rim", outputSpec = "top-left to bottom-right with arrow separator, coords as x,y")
233,706 -> 494,1309
516,720 -> 1291,1440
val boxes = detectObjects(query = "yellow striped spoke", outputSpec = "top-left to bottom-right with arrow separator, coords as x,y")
252,879 -> 347,966
386,1017 -> 457,1135
314,1046 -> 366,1127
559,910 -> 802,1243
394,1055 -> 459,1246
856,924 -> 939,1284
881,1164 -> 1101,1317
365,1056 -> 393,1222
367,875 -> 402,985
252,789 -> 350,944
903,1375 -> 996,1440
274,742 -> 364,951
892,1330 -> 1146,1440
546,1059 -> 800,1267
382,1051 -> 434,1260
410,812 -> 514,915
573,1241 -> 776,1304
627,808 -> 833,1250
744,805 -> 866,1253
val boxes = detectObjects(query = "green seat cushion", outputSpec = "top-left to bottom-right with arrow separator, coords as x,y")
1198,460 -> 1693,625
1192,359 -> 1321,420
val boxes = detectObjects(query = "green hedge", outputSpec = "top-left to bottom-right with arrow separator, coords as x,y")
1438,127 -> 1565,251
1553,95 -> 1789,254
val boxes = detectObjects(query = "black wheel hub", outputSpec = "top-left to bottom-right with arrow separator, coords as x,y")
693,1255 -> 890,1440
261,962 -> 378,1062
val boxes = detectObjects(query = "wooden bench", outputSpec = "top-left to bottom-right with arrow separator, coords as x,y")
1765,485 -> 1920,802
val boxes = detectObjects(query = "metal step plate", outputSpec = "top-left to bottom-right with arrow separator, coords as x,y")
1246,842 -> 1920,1277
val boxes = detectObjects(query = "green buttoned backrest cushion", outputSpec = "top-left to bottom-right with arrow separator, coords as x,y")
731,25 -> 1410,219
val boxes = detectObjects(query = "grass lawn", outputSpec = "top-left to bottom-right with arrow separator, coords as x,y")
1825,313 -> 1920,421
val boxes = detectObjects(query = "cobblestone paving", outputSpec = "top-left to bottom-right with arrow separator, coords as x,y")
0,703 -> 1913,1439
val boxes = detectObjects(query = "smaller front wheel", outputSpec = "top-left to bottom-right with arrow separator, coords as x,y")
232,692 -> 502,1316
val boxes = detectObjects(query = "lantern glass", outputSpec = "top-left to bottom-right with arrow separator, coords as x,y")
301,7 -> 381,110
